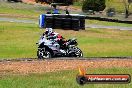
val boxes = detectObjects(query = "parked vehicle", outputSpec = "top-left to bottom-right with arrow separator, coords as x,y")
36,35 -> 83,59
35,0 -> 73,5
7,0 -> 22,2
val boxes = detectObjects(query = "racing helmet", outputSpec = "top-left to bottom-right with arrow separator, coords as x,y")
45,28 -> 53,35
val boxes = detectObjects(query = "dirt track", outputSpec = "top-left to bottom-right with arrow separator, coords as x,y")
0,58 -> 132,74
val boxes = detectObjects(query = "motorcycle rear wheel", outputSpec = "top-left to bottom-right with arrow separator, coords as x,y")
69,47 -> 83,57
74,47 -> 83,57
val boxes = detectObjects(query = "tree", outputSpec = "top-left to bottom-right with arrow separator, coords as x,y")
123,0 -> 132,18
82,0 -> 106,12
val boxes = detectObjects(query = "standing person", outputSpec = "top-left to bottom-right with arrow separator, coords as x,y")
65,8 -> 69,14
52,5 -> 59,14
65,6 -> 69,15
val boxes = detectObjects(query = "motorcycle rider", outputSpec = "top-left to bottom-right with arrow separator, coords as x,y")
43,28 -> 67,49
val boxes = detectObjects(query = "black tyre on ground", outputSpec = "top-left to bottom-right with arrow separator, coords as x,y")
80,19 -> 85,30
54,19 -> 62,28
62,18 -> 72,29
72,19 -> 80,31
46,17 -> 53,23
45,23 -> 53,28
62,24 -> 71,28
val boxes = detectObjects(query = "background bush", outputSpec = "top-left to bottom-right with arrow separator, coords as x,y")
82,0 -> 106,12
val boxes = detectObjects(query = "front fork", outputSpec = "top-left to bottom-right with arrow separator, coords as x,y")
38,48 -> 45,56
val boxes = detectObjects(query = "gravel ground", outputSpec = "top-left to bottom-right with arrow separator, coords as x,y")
0,58 -> 132,74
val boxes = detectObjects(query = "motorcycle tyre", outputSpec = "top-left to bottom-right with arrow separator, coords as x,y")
37,49 -> 52,59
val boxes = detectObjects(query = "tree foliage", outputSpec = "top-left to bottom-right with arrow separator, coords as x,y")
123,0 -> 132,18
82,0 -> 106,12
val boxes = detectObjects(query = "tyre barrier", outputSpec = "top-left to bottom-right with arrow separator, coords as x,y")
46,17 -> 53,23
80,19 -> 85,30
39,14 -> 85,31
72,19 -> 80,31
39,14 -> 45,28
45,23 -> 53,28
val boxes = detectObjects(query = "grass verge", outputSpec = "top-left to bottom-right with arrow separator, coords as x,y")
0,22 -> 39,58
0,22 -> 132,59
0,2 -> 47,18
0,67 -> 132,88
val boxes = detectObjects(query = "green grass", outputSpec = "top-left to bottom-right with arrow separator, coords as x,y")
86,20 -> 132,27
1,0 -> 132,18
0,2 -> 48,18
0,67 -> 132,88
74,0 -> 132,13
0,22 -> 40,58
73,1 -> 83,6
106,0 -> 132,13
0,22 -> 132,59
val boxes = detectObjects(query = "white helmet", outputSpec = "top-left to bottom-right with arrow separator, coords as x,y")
45,28 -> 53,35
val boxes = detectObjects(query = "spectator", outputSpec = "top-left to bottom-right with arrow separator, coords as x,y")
65,9 -> 69,15
52,5 -> 59,14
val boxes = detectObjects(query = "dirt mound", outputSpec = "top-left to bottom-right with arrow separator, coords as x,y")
22,0 -> 81,12
22,0 -> 36,4
0,58 -> 132,74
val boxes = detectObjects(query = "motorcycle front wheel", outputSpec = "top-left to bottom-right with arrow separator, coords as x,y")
37,48 -> 52,59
